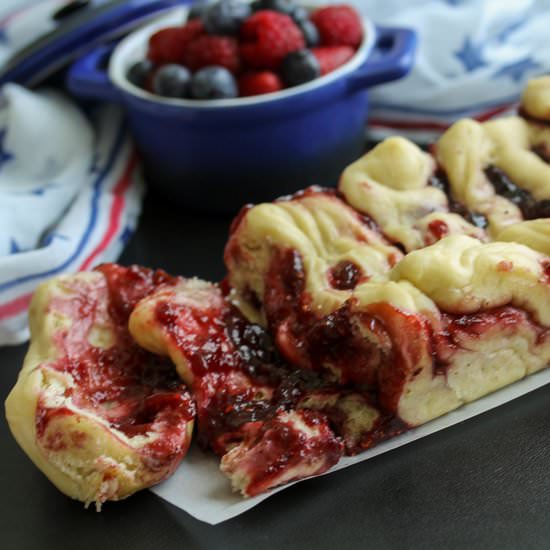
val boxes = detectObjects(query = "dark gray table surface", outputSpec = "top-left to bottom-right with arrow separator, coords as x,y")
2,194 -> 550,550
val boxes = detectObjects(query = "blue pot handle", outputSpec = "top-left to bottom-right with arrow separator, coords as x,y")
66,43 -> 120,103
348,26 -> 417,93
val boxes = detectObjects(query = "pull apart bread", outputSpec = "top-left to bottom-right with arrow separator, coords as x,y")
6,77 -> 550,507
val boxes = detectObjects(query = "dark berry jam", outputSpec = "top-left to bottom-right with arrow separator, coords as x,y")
484,165 -> 550,219
429,169 -> 488,229
531,143 -> 550,164
328,260 -> 364,290
518,106 -> 550,127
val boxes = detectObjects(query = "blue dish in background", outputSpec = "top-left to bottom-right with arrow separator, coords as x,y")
67,5 -> 417,213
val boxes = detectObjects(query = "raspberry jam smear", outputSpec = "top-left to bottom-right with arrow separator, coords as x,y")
37,264 -> 195,472
152,285 -> 350,490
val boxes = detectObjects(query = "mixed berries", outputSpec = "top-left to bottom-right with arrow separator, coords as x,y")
126,0 -> 363,100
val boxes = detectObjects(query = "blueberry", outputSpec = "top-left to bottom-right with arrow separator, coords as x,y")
152,64 -> 191,98
127,59 -> 153,89
298,19 -> 319,47
202,0 -> 251,35
280,49 -> 320,87
190,66 -> 238,99
291,5 -> 309,22
187,0 -> 215,20
257,0 -> 297,17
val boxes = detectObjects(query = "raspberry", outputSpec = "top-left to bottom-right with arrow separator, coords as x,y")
310,5 -> 363,48
183,35 -> 241,74
240,10 -> 305,70
238,71 -> 283,96
148,20 -> 205,64
312,46 -> 355,75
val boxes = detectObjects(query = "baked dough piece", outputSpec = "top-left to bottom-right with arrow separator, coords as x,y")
5,266 -> 195,508
340,77 -> 550,249
339,137 -> 486,250
226,189 -> 550,429
8,76 -> 550,503
129,279 -> 347,495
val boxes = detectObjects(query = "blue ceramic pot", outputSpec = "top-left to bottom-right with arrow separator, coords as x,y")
67,6 -> 417,212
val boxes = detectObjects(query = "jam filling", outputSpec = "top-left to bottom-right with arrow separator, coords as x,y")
154,293 -> 341,453
433,306 -> 550,371
429,169 -> 488,229
236,409 -> 344,497
427,219 -> 450,241
97,263 -> 180,324
328,260 -> 364,290
484,165 -> 550,220
518,106 -> 550,127
151,268 -> 408,461
541,259 -> 550,285
38,265 -> 195,471
531,143 -> 550,164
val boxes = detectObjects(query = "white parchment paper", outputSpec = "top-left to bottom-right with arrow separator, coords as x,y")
151,368 -> 550,525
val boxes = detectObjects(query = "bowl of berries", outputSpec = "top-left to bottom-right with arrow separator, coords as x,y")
67,0 -> 416,212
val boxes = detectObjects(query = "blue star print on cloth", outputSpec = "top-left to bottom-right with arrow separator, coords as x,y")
455,36 -> 486,72
0,128 -> 14,171
494,57 -> 540,83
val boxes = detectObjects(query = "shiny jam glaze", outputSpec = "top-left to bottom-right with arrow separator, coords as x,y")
153,290 -> 342,455
97,263 -> 180,323
238,409 -> 344,497
37,265 -> 195,472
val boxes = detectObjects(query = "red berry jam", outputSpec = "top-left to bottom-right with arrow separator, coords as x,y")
36,265 -> 194,472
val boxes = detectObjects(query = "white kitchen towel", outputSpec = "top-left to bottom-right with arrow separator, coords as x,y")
0,84 -> 143,345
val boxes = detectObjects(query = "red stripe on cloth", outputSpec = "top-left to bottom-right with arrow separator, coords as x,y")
0,292 -> 32,320
80,151 -> 138,271
369,103 -> 517,132
0,151 -> 137,324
